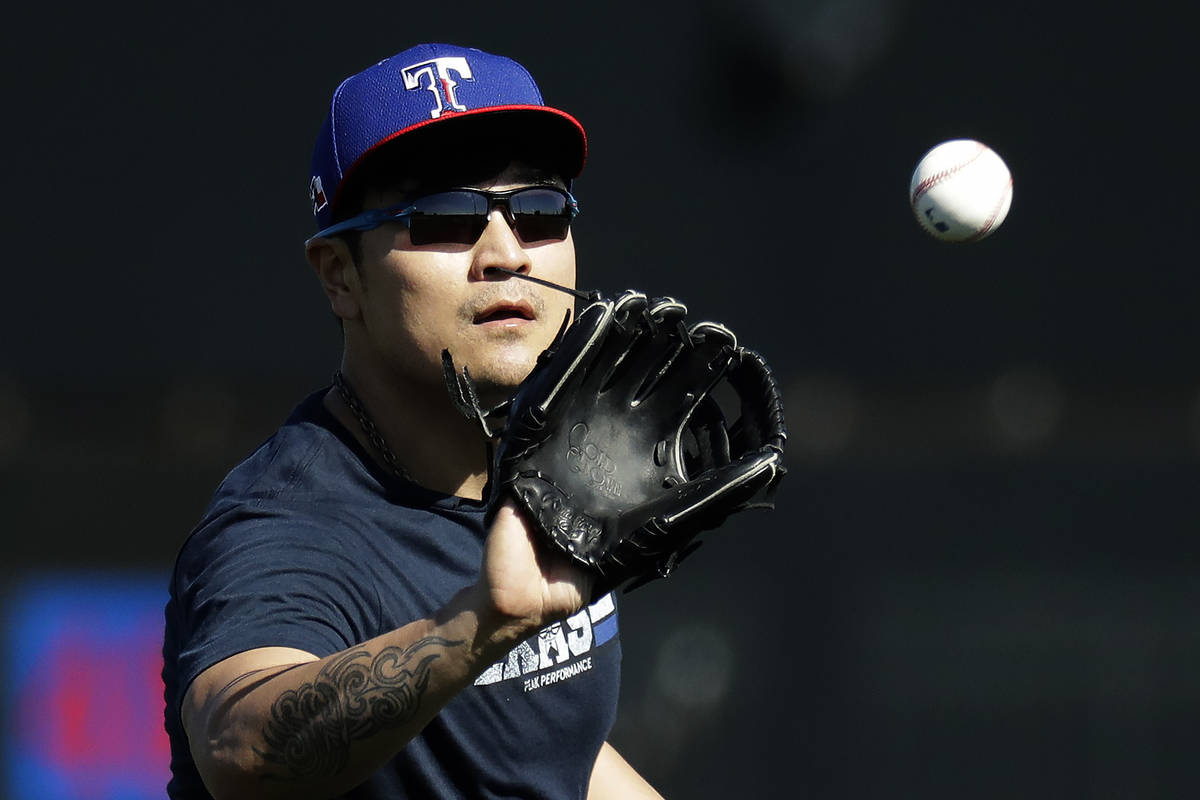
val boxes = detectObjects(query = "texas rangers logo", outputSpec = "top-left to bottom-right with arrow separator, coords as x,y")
401,57 -> 474,119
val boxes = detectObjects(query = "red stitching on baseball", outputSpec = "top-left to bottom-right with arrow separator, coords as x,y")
909,141 -> 988,208
963,176 -> 1012,242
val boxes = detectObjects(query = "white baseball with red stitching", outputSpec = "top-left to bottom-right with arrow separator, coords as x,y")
909,139 -> 1013,242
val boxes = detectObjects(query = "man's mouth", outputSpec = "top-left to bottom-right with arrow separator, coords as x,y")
473,301 -> 535,324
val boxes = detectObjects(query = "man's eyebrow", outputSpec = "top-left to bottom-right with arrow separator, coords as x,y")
527,175 -> 569,190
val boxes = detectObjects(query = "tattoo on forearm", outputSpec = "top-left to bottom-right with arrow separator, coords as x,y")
255,636 -> 463,780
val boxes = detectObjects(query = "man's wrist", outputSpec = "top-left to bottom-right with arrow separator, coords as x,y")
441,583 -> 540,668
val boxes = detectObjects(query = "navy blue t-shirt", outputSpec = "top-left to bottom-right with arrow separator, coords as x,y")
162,390 -> 621,799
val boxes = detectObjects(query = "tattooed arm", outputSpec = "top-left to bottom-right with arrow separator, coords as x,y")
181,504 -> 593,800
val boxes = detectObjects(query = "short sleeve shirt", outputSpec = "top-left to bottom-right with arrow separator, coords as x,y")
162,390 -> 621,799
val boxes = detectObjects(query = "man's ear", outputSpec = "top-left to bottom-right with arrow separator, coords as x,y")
306,237 -> 362,321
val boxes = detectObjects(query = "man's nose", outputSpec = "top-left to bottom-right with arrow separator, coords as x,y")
469,209 -> 530,279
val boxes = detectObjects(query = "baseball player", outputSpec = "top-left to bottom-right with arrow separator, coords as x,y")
162,44 -> 662,799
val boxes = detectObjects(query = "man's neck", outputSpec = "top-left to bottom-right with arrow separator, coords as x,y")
325,363 -> 492,500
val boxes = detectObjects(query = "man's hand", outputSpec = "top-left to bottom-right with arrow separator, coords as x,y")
478,501 -> 595,645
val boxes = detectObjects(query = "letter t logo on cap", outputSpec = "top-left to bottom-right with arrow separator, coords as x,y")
401,57 -> 474,119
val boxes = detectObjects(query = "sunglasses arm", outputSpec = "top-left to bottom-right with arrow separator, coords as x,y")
305,205 -> 415,244
483,267 -> 600,302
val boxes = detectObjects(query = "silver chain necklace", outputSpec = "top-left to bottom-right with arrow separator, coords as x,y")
333,370 -> 412,481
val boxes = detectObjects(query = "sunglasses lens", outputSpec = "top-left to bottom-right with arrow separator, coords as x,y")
404,189 -> 574,245
510,189 -> 573,241
407,191 -> 489,245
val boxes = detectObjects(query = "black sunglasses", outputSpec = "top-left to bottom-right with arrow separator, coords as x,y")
310,185 -> 579,246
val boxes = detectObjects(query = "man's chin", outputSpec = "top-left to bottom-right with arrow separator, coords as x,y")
460,360 -> 535,409
453,337 -> 550,406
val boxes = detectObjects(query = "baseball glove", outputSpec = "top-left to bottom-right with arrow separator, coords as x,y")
446,289 -> 787,594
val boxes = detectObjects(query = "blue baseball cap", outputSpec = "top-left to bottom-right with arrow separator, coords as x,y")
309,43 -> 588,231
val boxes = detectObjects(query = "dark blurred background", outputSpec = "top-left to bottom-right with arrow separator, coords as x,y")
2,0 -> 1198,797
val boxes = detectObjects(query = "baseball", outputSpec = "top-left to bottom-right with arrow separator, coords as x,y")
909,139 -> 1013,242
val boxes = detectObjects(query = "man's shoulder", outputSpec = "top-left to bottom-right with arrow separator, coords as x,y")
214,388 -> 361,506
173,386 -> 486,580
176,390 -> 370,552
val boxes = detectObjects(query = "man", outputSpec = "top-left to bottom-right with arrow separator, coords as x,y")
162,43 -> 662,799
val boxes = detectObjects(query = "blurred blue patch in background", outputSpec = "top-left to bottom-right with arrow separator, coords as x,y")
4,574 -> 168,800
